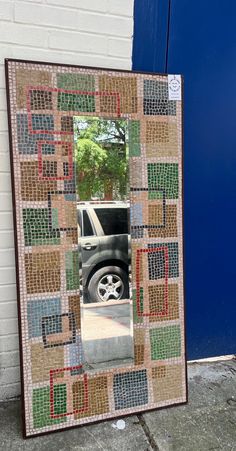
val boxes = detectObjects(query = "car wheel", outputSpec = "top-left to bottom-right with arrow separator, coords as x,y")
87,266 -> 129,302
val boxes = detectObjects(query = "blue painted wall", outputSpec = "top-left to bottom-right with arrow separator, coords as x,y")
133,0 -> 236,359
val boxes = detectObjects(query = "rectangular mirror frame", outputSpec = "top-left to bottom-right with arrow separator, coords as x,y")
5,59 -> 187,438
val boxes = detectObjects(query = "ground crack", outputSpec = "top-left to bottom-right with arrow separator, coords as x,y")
137,414 -> 160,450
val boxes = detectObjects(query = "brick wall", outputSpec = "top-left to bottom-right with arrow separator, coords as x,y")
0,0 -> 134,401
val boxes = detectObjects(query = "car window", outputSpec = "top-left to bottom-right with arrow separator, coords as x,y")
77,210 -> 82,230
82,210 -> 94,237
94,208 -> 129,235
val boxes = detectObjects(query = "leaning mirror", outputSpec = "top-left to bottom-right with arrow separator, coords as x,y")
5,59 -> 187,438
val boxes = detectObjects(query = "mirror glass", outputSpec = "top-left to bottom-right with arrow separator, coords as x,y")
74,116 -> 133,370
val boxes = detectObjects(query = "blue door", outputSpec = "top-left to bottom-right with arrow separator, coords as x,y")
133,0 -> 236,359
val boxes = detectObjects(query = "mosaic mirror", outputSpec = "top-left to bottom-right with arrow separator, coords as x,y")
5,59 -> 187,438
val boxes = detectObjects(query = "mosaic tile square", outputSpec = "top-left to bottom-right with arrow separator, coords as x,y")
31,343 -> 64,383
23,208 -> 60,246
145,120 -> 178,157
21,161 -> 57,201
17,114 -> 54,155
148,163 -> 179,199
143,80 -> 176,116
152,364 -> 183,402
33,386 -> 66,429
27,297 -> 61,338
113,370 -> 148,410
73,375 -> 109,419
25,251 -> 61,294
99,75 -> 138,114
16,68 -> 53,108
150,325 -> 181,360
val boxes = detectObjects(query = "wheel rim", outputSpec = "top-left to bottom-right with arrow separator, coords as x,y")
97,274 -> 124,302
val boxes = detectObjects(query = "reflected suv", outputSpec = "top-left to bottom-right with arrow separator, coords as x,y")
77,202 -> 130,303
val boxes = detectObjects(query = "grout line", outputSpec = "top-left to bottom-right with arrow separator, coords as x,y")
3,19 -> 132,40
0,43 -> 131,61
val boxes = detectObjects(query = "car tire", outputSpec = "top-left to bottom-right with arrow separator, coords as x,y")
87,266 -> 129,303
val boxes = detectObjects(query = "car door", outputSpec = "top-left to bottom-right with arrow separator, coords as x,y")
78,209 -> 100,287
93,207 -> 129,266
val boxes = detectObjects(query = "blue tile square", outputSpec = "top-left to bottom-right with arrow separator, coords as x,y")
27,298 -> 61,338
17,114 -> 54,154
32,114 -> 54,132
113,370 -> 148,410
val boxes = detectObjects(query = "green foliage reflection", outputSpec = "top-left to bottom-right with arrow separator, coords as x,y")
74,117 -> 129,201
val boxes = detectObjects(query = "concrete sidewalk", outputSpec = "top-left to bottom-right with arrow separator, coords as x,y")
81,300 -> 133,364
0,359 -> 235,450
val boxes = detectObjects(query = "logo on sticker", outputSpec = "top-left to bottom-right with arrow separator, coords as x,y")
169,77 -> 181,93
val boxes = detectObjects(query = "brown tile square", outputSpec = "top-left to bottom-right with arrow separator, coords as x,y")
148,204 -> 178,238
20,162 -> 57,201
25,251 -> 61,294
31,343 -> 64,383
152,364 -> 183,402
16,68 -> 53,108
146,121 -> 178,157
149,284 -> 179,322
73,375 -> 109,419
148,202 -> 164,226
99,75 -> 137,114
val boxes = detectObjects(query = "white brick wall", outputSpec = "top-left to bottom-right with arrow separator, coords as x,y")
0,0 -> 134,401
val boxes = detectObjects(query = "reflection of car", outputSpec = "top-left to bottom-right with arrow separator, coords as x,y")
77,202 -> 130,303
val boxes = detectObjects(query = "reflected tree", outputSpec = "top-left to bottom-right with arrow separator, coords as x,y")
74,117 -> 128,201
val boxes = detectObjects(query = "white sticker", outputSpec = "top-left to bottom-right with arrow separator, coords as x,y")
112,419 -> 126,430
168,74 -> 182,100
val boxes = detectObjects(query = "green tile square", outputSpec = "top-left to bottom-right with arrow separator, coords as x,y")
148,163 -> 179,199
57,73 -> 95,91
128,120 -> 141,156
57,73 -> 96,113
132,288 -> 144,324
65,250 -> 80,290
53,383 -> 67,416
150,325 -> 181,360
33,387 -> 66,428
23,208 -> 60,246
58,92 -> 95,112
